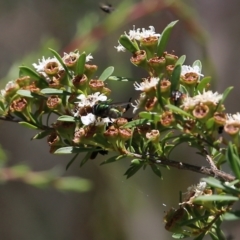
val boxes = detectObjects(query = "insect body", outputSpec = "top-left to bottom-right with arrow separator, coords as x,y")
99,3 -> 115,13
92,101 -> 130,119
92,99 -> 131,119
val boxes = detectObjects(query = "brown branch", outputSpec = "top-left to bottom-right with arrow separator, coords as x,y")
130,153 -> 235,182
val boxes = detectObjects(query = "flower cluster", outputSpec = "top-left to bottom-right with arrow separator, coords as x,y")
0,21 -> 239,239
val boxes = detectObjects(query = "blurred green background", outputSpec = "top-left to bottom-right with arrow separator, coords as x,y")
0,0 -> 240,239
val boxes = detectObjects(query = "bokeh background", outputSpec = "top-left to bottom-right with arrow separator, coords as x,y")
0,0 -> 240,239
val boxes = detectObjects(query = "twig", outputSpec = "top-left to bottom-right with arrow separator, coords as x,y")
130,153 -> 235,182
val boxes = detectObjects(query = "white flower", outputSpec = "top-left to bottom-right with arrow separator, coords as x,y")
134,77 -> 159,91
132,100 -> 140,114
114,41 -> 126,52
180,181 -> 207,205
81,113 -> 111,126
131,93 -> 146,113
125,25 -> 160,41
181,65 -> 204,77
226,112 -> 240,125
32,56 -> 63,74
86,53 -> 93,62
0,81 -> 18,97
194,90 -> 222,105
76,92 -> 107,108
181,95 -> 197,109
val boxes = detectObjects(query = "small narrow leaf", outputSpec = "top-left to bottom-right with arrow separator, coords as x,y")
194,195 -> 238,202
171,64 -> 181,91
118,35 -> 139,53
19,66 -> 44,82
57,115 -> 75,122
80,151 -> 92,167
226,142 -> 240,179
192,60 -> 202,73
123,119 -> 150,128
19,121 -> 38,129
100,155 -> 126,165
54,146 -> 93,154
166,105 -> 194,118
48,48 -> 71,77
175,55 -> 186,66
157,20 -> 178,56
76,52 -> 86,75
139,111 -> 161,122
17,90 -> 34,98
223,211 -> 240,221
196,76 -> 211,93
216,86 -> 233,111
41,88 -> 70,95
99,66 -> 114,81
32,130 -> 52,140
66,153 -> 79,170
156,76 -> 165,110
124,163 -> 143,179
151,164 -> 162,178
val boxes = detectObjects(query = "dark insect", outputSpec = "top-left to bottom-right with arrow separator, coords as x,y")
90,99 -> 131,159
171,90 -> 183,106
218,126 -> 224,134
99,3 -> 115,13
92,99 -> 131,119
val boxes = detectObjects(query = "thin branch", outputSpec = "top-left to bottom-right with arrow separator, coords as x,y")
130,153 -> 235,182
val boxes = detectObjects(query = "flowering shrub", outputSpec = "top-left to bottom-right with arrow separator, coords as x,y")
1,20 -> 240,239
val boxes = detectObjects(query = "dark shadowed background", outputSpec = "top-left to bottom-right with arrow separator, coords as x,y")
0,0 -> 240,239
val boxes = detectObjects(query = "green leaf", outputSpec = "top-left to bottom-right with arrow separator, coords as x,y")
172,233 -> 190,239
194,195 -> 239,202
124,160 -> 143,178
100,155 -> 126,165
41,88 -> 70,95
226,142 -> 240,179
76,52 -> 86,75
196,77 -> 211,93
32,130 -> 52,140
54,146 -> 93,154
57,115 -> 75,122
215,227 -> 226,240
216,86 -> 233,111
48,48 -> 71,77
139,111 -> 161,122
202,177 -> 240,195
171,64 -> 181,91
123,119 -> 150,128
192,60 -> 202,73
151,164 -> 162,178
156,76 -> 165,110
175,55 -> 186,66
108,76 -> 136,81
157,20 -> 178,56
99,66 -> 114,81
223,211 -> 240,221
80,151 -> 92,167
17,89 -> 34,98
118,35 -> 139,53
209,232 -> 220,240
66,153 -> 79,170
19,66 -> 44,82
205,117 -> 215,130
19,121 -> 38,129
166,104 -> 195,118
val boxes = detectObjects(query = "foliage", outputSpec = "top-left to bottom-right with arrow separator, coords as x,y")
0,20 -> 240,239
